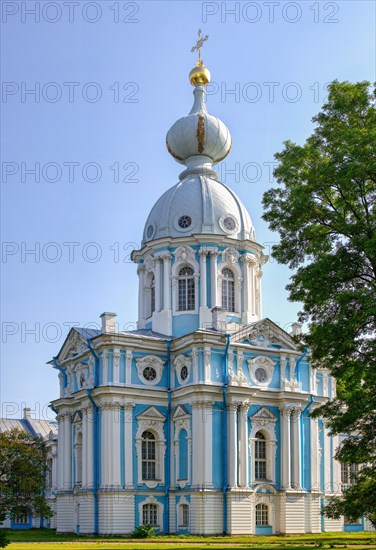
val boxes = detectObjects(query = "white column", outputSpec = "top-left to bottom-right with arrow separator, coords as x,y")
238,402 -> 249,487
57,412 -> 65,490
113,349 -> 120,384
241,255 -> 249,317
210,250 -> 218,307
124,403 -> 134,488
86,406 -> 94,488
101,403 -> 110,486
281,355 -> 287,390
310,414 -> 320,492
281,407 -> 291,490
63,411 -> 72,491
202,402 -> 213,488
332,434 -> 342,493
125,350 -> 132,385
227,403 -> 238,487
162,253 -> 171,310
291,407 -> 301,489
137,265 -> 145,325
81,409 -> 88,487
250,262 -> 257,316
102,351 -> 108,385
324,423 -> 332,491
191,401 -> 203,486
111,405 -> 121,487
192,347 -> 199,384
199,249 -> 207,307
155,259 -> 161,312
204,346 -> 211,382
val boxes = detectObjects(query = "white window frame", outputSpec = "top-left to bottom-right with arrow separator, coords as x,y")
172,405 -> 192,488
171,246 -> 199,315
136,407 -> 166,488
217,248 -> 242,316
177,496 -> 190,529
255,503 -> 269,526
247,356 -> 275,387
174,354 -> 192,386
135,355 -> 165,386
249,407 -> 277,485
138,496 -> 163,529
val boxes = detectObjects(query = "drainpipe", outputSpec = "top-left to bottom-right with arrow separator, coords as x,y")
164,340 -> 171,535
52,357 -> 67,390
295,346 -> 308,386
300,394 -> 314,489
87,339 -> 99,535
222,334 -> 231,534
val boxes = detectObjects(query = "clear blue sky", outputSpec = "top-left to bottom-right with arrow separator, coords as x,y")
1,1 -> 375,419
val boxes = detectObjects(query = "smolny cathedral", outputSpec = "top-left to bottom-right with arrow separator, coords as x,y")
8,42 -> 371,535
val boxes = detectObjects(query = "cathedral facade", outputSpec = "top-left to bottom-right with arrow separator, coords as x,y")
49,57 -> 368,535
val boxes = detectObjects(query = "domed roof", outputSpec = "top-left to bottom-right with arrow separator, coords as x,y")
166,85 -> 231,165
142,175 -> 255,244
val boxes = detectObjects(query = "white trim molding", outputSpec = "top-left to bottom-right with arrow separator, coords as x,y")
135,406 -> 166,488
135,355 -> 165,386
249,407 -> 277,485
171,245 -> 199,315
138,495 -> 164,530
217,247 -> 242,316
173,354 -> 192,386
247,355 -> 275,387
172,405 -> 192,488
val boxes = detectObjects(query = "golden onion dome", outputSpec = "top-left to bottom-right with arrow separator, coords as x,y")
189,60 -> 211,86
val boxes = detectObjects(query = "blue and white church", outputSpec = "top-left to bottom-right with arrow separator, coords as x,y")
49,55 -> 370,535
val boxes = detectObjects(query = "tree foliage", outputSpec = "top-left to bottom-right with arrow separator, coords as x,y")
262,81 -> 376,525
0,429 -> 53,529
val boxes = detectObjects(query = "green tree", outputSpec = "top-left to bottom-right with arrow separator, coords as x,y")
0,429 -> 53,546
262,81 -> 376,526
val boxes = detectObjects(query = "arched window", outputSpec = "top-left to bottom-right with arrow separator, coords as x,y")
141,431 -> 156,480
221,267 -> 235,311
181,504 -> 189,528
150,275 -> 155,315
255,503 -> 269,526
255,431 -> 266,480
142,503 -> 158,526
178,266 -> 195,311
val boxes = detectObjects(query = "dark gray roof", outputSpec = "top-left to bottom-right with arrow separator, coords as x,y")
75,327 -> 101,339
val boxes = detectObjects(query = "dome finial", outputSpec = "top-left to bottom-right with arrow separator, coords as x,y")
189,29 -> 211,86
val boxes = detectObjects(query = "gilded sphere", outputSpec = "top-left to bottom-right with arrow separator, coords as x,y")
189,64 -> 211,86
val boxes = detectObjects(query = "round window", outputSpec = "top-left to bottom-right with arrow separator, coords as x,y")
146,224 -> 154,239
180,365 -> 189,381
143,366 -> 157,381
223,216 -> 236,232
255,367 -> 268,383
178,215 -> 192,229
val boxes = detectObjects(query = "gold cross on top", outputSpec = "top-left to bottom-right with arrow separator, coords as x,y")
191,29 -> 209,63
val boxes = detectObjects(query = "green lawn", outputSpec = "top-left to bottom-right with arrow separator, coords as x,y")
4,529 -> 376,550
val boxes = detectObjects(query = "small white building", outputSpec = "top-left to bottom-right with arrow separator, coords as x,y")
48,58 -> 371,535
0,408 -> 58,530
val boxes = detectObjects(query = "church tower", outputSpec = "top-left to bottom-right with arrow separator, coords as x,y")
49,38 -> 345,536
132,51 -> 266,336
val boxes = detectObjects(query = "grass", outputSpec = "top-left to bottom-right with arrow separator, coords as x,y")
4,529 -> 376,550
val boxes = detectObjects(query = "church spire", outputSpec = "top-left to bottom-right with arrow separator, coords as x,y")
166,31 -> 232,179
